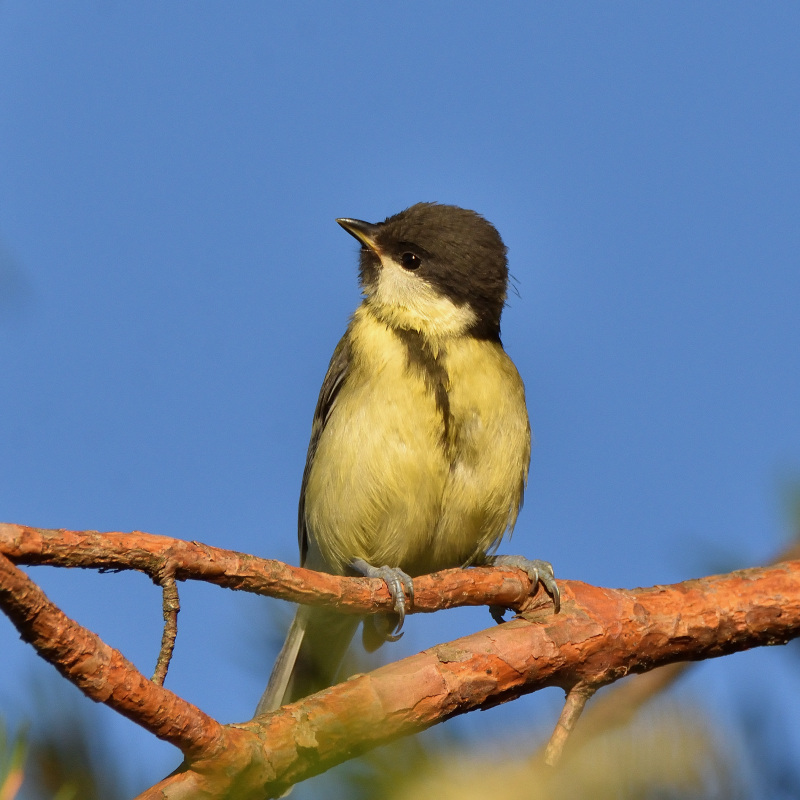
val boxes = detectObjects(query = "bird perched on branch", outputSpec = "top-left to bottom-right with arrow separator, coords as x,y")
256,202 -> 558,715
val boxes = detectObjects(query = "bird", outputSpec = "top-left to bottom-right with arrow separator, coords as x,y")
255,202 -> 558,716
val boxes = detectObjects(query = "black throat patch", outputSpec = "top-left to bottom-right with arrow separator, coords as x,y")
393,327 -> 453,452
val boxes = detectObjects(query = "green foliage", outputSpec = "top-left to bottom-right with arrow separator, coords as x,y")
0,720 -> 27,800
3,676 -> 126,800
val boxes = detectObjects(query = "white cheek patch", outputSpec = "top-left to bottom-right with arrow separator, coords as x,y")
370,255 -> 477,338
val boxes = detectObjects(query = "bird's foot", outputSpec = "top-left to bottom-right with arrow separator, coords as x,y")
484,554 -> 560,615
350,558 -> 415,639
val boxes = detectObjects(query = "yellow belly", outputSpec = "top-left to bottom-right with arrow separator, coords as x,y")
304,307 -> 530,576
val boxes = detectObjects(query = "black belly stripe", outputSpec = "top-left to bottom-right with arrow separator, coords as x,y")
393,327 -> 453,452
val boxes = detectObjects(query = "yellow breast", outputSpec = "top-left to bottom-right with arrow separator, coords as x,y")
304,305 -> 530,576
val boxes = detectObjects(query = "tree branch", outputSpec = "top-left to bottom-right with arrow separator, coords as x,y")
3,522 -> 800,798
0,552 -> 224,761
0,523 -> 541,613
531,539 -> 800,762
140,559 -> 800,798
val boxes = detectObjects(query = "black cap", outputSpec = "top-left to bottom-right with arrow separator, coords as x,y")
338,202 -> 509,341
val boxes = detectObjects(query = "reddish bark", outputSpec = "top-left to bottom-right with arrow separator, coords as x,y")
144,562 -> 800,797
0,552 -> 224,760
0,523 -> 537,613
2,523 -> 800,798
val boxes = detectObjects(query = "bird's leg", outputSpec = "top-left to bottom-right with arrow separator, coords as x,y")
480,554 -> 560,616
350,558 -> 415,638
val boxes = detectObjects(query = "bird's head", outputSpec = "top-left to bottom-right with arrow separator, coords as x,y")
337,202 -> 509,341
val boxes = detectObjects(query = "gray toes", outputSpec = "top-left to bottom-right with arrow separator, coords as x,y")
487,554 -> 560,613
350,558 -> 415,636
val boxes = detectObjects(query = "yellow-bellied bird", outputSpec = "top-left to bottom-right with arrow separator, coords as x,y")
256,203 -> 558,715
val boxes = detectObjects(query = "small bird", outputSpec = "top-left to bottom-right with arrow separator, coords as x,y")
256,203 -> 558,715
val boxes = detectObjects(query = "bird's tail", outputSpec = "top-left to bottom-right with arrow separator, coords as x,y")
255,605 -> 361,716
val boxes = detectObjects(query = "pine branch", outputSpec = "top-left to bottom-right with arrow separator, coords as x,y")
2,523 -> 800,798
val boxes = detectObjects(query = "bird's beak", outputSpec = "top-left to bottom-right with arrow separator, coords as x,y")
336,218 -> 380,252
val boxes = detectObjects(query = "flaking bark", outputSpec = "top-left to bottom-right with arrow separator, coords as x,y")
2,523 -> 800,798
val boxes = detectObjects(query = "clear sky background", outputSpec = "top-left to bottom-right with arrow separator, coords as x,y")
1,3 -> 799,797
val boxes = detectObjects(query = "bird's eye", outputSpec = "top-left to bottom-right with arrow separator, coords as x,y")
400,252 -> 421,270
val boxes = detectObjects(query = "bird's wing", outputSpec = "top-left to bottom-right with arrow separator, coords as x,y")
298,333 -> 352,566
256,335 -> 355,716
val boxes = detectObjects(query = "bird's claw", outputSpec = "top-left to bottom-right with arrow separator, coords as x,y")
382,627 -> 404,643
487,555 -> 560,614
351,558 -> 415,635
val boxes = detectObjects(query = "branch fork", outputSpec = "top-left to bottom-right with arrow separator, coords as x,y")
2,523 -> 800,798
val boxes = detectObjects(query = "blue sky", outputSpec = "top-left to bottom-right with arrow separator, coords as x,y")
1,3 -> 799,797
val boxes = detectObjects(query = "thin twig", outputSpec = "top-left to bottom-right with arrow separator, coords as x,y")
543,682 -> 597,766
152,561 -> 180,686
